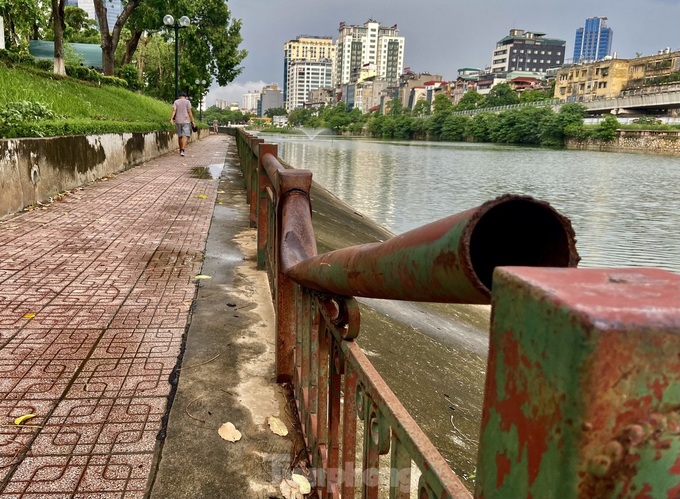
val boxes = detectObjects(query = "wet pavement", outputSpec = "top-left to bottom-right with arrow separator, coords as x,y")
0,135 -> 295,498
0,132 -> 492,497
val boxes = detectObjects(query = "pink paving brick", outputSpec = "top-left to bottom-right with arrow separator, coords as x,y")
0,136 -> 226,495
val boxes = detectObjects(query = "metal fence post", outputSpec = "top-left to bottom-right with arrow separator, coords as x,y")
476,267 -> 680,498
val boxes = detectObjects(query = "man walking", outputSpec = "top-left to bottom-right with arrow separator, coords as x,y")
170,92 -> 195,157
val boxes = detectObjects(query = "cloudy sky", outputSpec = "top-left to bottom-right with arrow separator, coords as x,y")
205,0 -> 680,106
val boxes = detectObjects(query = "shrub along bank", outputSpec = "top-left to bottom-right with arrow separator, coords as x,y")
0,62 -> 173,139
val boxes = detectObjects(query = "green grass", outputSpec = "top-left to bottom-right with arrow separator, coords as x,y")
0,65 -> 174,138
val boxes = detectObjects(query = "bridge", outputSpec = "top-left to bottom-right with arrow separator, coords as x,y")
455,83 -> 680,117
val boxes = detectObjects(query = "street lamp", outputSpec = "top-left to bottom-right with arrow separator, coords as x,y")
195,79 -> 206,121
163,14 -> 191,99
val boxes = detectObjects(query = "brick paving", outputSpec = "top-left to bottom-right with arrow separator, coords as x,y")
0,136 -> 227,498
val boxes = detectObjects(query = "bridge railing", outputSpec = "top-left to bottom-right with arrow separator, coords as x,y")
234,129 -> 680,498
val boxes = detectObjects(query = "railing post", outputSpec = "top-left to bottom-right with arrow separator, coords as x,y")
247,138 -> 264,226
256,143 -> 276,269
476,267 -> 680,498
275,169 -> 313,382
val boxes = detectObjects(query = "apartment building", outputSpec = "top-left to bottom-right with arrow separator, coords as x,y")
573,17 -> 613,63
554,49 -> 680,101
341,77 -> 389,113
242,91 -> 260,113
397,72 -> 443,110
283,36 -> 335,110
491,29 -> 565,74
555,59 -> 630,100
335,19 -> 405,87
286,58 -> 334,111
627,49 -> 680,87
257,84 -> 284,117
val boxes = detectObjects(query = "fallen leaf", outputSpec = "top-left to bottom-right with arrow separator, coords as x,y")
194,275 -> 212,280
196,194 -> 208,199
218,422 -> 241,442
14,414 -> 36,425
268,416 -> 289,437
217,190 -> 226,194
292,474 -> 311,494
279,478 -> 304,499
23,312 -> 36,320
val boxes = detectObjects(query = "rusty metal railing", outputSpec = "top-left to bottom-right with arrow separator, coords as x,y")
234,129 -> 680,498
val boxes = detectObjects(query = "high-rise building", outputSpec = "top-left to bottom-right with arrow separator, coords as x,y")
491,29 -> 566,74
242,91 -> 260,113
283,36 -> 335,110
286,59 -> 333,111
257,84 -> 284,117
335,19 -> 405,87
64,0 -> 122,29
573,17 -> 613,63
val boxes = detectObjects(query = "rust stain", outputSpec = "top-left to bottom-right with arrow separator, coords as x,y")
485,330 -> 561,487
496,452 -> 512,488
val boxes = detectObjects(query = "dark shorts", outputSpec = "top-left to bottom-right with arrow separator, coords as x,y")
176,123 -> 191,137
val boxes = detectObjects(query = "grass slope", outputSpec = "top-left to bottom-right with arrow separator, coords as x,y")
0,66 -> 174,138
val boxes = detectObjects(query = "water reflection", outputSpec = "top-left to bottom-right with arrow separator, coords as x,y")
272,137 -> 680,273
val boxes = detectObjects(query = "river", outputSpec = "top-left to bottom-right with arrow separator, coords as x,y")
260,134 -> 680,488
269,135 -> 680,273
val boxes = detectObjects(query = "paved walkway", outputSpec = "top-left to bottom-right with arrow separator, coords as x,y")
0,135 -> 293,498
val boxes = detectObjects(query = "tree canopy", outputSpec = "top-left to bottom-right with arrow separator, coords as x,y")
1,0 -> 246,102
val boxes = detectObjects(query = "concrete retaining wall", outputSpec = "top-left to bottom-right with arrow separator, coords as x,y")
566,130 -> 680,155
0,129 -> 207,218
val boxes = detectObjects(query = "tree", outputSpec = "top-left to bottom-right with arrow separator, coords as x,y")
411,99 -> 430,117
427,94 -> 454,140
593,115 -> 620,141
63,6 -> 100,43
386,98 -> 404,116
455,90 -> 484,111
482,83 -> 519,108
112,0 -> 246,101
432,93 -> 453,113
264,107 -> 287,118
288,108 -> 316,127
51,0 -> 66,75
93,0 -> 140,76
440,114 -> 470,142
0,0 -> 49,49
540,103 -> 587,144
519,89 -> 552,103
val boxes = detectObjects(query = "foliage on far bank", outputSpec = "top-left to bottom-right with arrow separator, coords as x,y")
286,91 -> 680,147
0,65 -> 172,138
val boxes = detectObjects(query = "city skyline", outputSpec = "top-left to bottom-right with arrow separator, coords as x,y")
205,0 -> 680,107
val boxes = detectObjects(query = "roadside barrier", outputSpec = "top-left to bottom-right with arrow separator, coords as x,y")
235,129 -> 680,498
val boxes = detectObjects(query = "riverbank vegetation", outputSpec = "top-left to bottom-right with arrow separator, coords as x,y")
281,86 -> 680,147
0,63 -> 172,138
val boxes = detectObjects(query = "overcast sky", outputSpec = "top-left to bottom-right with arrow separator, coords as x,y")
205,0 -> 680,106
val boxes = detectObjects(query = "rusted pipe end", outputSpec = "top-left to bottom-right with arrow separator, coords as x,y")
465,195 -> 580,292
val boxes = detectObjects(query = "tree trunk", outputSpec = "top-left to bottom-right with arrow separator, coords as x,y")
93,0 -> 140,76
121,29 -> 143,66
51,0 -> 66,75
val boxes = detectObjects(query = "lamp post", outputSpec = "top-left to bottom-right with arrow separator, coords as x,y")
163,14 -> 191,99
195,79 -> 206,121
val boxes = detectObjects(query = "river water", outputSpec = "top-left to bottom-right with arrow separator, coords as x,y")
261,134 -> 680,488
269,135 -> 680,272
